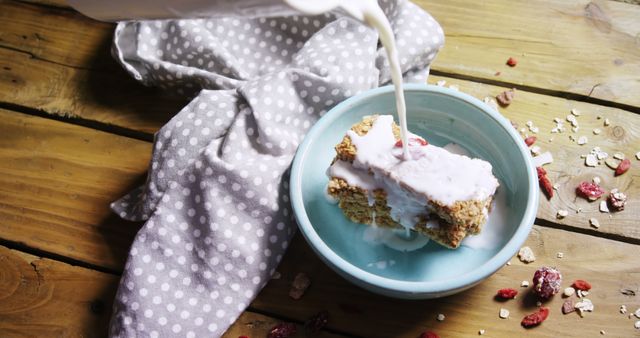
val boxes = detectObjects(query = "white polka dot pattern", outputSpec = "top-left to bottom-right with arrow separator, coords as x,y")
108,1 -> 443,337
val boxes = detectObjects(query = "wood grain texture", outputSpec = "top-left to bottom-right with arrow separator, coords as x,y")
0,245 -> 342,338
0,108 -> 149,270
414,0 -> 640,108
428,75 -> 640,242
251,228 -> 640,338
0,1 -> 186,134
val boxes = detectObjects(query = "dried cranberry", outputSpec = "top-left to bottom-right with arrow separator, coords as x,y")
496,288 -> 518,299
532,266 -> 562,299
419,332 -> 440,338
267,323 -> 297,338
536,167 -> 553,199
576,181 -> 606,201
304,310 -> 329,333
521,307 -> 549,327
571,280 -> 592,291
506,57 -> 518,67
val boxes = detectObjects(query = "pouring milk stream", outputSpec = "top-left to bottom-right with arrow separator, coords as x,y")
68,0 -> 413,158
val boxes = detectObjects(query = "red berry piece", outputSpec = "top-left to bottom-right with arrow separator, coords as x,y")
496,288 -> 519,299
506,57 -> 518,67
267,323 -> 297,338
304,310 -> 329,333
524,136 -> 537,147
576,181 -> 605,201
615,159 -> 631,176
532,266 -> 562,299
536,167 -> 554,199
521,307 -> 549,328
394,137 -> 428,148
419,332 -> 440,338
571,279 -> 592,291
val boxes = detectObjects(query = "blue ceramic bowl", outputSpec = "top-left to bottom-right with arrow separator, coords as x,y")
290,84 -> 538,299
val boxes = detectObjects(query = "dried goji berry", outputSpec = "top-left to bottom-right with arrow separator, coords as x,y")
496,288 -> 519,299
506,57 -> 518,67
395,137 -> 428,147
536,166 -> 547,177
304,310 -> 329,333
571,279 -> 592,291
267,323 -> 297,338
615,159 -> 631,176
538,173 -> 554,199
576,181 -> 606,201
419,332 -> 440,338
521,307 -> 549,328
524,136 -> 537,147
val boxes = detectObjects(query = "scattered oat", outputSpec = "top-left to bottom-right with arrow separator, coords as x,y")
448,84 -> 460,91
436,80 -> 446,87
499,308 -> 510,319
635,321 -> 640,329
597,115 -> 602,120
478,329 -> 485,335
613,152 -> 625,160
567,114 -> 577,123
600,330 -> 606,335
518,246 -> 536,263
596,151 -> 608,160
604,118 -> 611,126
575,299 -> 594,317
521,281 -> 530,287
636,151 -> 640,160
562,299 -> 575,314
437,313 -> 446,322
536,301 -> 542,307
557,209 -> 569,219
593,128 -> 601,135
621,305 -> 628,314
576,208 -> 582,213
506,260 -> 512,266
585,154 -> 598,167
599,201 -> 609,213
532,152 -> 554,167
530,146 -> 541,156
605,158 -> 620,169
289,272 -> 311,300
621,289 -> 636,296
553,184 -> 560,191
634,308 -> 640,319
592,176 -> 601,184
557,252 -> 564,258
572,126 -> 580,133
571,108 -> 581,116
564,287 -> 576,297
577,136 -> 588,145
589,218 -> 600,229
578,290 -> 589,298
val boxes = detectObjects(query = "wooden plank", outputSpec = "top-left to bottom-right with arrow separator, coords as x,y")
427,75 -> 640,242
0,1 -> 186,134
0,245 -> 343,338
415,0 -> 640,108
0,108 -> 150,270
251,227 -> 640,338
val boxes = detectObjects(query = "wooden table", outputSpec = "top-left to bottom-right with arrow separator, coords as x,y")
1,0 -> 639,336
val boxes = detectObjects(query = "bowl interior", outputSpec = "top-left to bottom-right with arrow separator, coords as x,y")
291,84 -> 536,296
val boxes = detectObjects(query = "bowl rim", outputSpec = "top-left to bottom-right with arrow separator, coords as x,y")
290,83 -> 538,295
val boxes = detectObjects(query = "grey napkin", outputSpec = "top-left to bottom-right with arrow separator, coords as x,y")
108,0 -> 443,336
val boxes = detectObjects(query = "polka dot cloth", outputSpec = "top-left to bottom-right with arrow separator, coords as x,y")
108,1 -> 443,336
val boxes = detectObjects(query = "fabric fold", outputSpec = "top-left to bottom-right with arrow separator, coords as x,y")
109,1 -> 444,336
